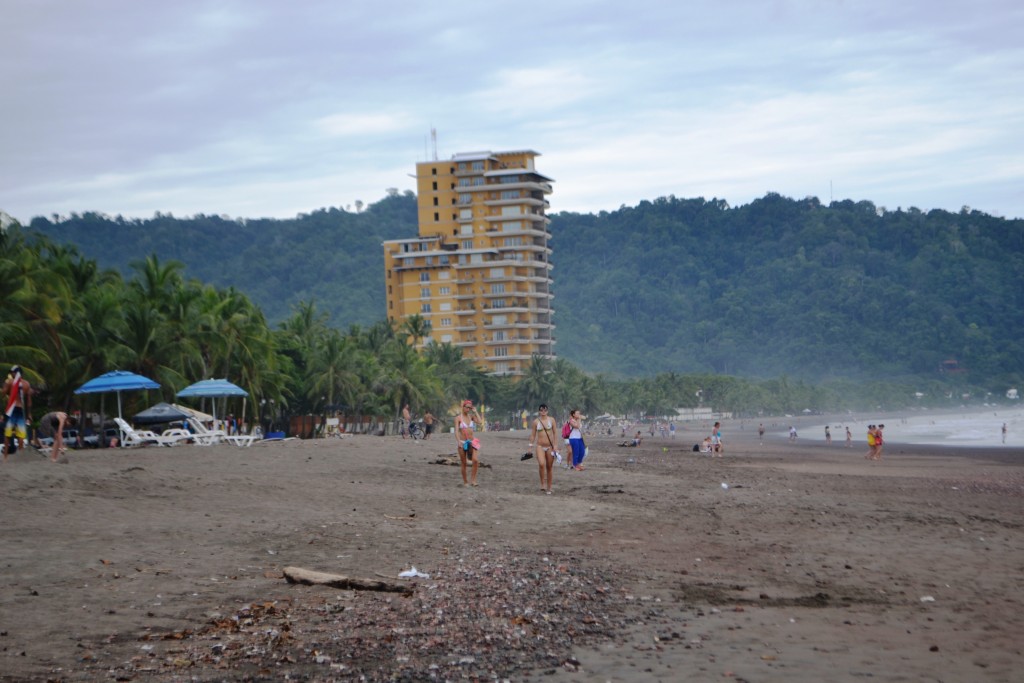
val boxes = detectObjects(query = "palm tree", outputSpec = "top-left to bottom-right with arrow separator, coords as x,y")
399,314 -> 432,347
515,355 -> 553,411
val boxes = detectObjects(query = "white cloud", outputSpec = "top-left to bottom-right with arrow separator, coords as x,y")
1,0 -> 1022,221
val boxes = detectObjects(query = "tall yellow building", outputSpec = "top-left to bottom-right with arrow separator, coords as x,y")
383,149 -> 555,376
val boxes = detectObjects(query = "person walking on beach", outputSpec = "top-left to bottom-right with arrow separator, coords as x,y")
845,426 -> 852,447
865,425 -> 877,459
711,421 -> 723,456
825,425 -> 832,445
423,410 -> 434,439
567,409 -> 586,471
528,404 -> 559,494
874,424 -> 885,460
789,425 -> 797,442
455,400 -> 482,487
400,404 -> 411,439
758,423 -> 765,445
3,366 -> 32,461
1003,422 -> 1008,444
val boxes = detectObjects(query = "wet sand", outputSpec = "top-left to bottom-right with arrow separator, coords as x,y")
1,424 -> 1022,681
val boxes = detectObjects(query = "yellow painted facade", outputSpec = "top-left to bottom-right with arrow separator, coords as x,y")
383,149 -> 555,376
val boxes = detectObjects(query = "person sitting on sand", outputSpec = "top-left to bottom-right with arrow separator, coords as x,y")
701,436 -> 713,453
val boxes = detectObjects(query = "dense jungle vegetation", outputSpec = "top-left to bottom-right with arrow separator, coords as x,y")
11,191 -> 1024,420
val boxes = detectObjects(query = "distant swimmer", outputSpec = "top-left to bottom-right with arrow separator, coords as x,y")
1003,422 -> 1008,444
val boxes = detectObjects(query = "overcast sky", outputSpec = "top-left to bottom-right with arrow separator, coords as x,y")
2,0 -> 1022,223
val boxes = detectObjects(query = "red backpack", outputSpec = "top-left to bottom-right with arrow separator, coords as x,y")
561,421 -> 572,439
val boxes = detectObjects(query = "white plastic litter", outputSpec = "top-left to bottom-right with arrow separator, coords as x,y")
399,566 -> 430,579
721,482 -> 729,489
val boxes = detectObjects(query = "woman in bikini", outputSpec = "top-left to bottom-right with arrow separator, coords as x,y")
456,399 -> 482,486
528,403 -> 559,494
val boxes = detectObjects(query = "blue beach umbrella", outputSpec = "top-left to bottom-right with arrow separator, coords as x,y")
176,379 -> 248,427
75,370 -> 161,421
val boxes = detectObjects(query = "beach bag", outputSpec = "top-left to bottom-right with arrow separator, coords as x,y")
561,421 -> 572,439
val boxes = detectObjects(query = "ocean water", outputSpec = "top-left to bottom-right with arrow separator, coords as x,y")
804,408 -> 1024,448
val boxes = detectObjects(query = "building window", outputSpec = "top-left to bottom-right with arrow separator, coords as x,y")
438,286 -> 450,295
440,318 -> 452,327
459,209 -> 472,219
434,212 -> 439,221
489,268 -> 504,277
432,168 -> 437,175
499,175 -> 519,184
471,161 -> 484,171
439,302 -> 451,311
501,206 -> 522,216
494,346 -> 509,357
440,256 -> 450,265
433,197 -> 438,206
500,190 -> 519,199
421,303 -> 432,313
491,283 -> 506,294
504,237 -> 523,247
441,334 -> 453,343
491,299 -> 506,308
438,269 -> 450,277
421,287 -> 431,298
462,240 -> 473,249
420,272 -> 430,282
432,181 -> 437,190
459,193 -> 472,204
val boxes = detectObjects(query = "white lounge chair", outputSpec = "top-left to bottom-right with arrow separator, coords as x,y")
114,418 -> 191,448
186,418 -> 257,447
185,417 -> 226,445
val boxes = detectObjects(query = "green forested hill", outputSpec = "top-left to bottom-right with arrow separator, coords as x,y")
551,194 -> 1023,385
26,192 -> 1024,387
28,192 -> 418,326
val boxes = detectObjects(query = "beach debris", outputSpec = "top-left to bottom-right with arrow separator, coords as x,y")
431,455 -> 492,468
398,566 -> 430,579
282,566 -> 413,595
919,595 -> 936,603
721,483 -> 729,490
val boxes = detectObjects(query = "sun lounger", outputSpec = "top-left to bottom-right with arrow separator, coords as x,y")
114,418 -> 191,448
185,418 -> 256,447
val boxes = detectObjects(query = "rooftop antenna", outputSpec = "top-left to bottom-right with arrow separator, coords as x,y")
431,127 -> 438,161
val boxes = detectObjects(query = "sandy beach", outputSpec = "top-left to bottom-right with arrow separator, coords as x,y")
2,421 -> 1022,682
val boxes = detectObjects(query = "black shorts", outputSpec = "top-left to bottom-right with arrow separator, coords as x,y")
425,423 -> 434,435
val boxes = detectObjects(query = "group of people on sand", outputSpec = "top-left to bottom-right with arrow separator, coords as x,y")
450,400 -> 588,495
865,424 -> 885,460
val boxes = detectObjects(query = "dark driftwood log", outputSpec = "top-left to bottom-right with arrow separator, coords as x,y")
283,566 -> 413,595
